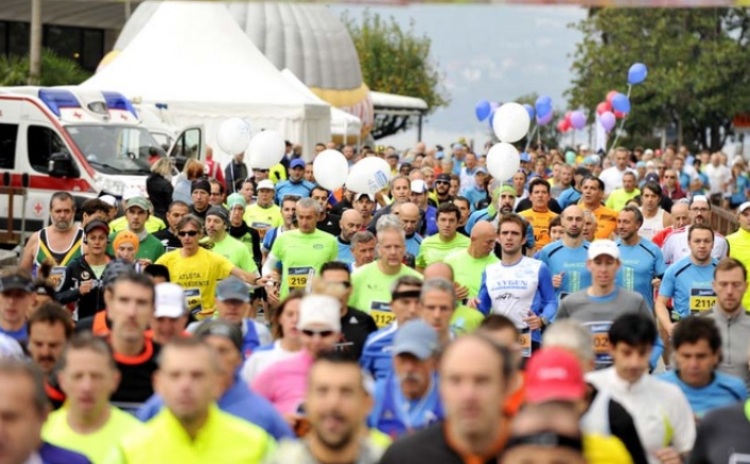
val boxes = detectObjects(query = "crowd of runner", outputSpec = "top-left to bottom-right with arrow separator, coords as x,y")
1,140 -> 750,463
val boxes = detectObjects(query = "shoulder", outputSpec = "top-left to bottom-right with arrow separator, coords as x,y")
381,423 -> 445,458
715,371 -> 747,392
365,324 -> 398,346
39,442 -> 92,464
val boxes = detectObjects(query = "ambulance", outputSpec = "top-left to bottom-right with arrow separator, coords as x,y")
0,86 -> 203,237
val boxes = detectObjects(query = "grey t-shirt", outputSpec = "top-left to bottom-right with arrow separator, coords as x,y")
689,402 -> 750,464
556,288 -> 653,367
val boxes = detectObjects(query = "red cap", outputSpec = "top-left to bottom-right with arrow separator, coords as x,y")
525,348 -> 586,404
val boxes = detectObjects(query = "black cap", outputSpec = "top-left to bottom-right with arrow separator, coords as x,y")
102,259 -> 135,288
436,173 -> 451,182
191,178 -> 211,194
194,320 -> 243,354
0,274 -> 33,293
206,206 -> 229,225
84,219 -> 109,236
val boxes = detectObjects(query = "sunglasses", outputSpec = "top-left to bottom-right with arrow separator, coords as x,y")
435,180 -> 450,185
327,281 -> 352,288
254,169 -> 269,173
302,329 -> 335,338
178,230 -> 199,237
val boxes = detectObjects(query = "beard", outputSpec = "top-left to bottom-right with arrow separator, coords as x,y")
53,220 -> 70,231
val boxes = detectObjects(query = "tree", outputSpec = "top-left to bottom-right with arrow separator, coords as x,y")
567,8 -> 750,152
0,49 -> 91,86
342,10 -> 449,139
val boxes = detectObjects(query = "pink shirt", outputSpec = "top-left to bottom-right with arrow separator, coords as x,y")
251,350 -> 314,415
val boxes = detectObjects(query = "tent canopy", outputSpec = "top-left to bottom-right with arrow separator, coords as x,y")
82,1 -> 330,161
280,69 -> 361,137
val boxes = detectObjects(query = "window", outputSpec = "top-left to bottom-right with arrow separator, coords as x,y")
27,126 -> 66,173
0,123 -> 18,169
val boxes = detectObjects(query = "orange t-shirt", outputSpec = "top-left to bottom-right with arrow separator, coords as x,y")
502,373 -> 526,419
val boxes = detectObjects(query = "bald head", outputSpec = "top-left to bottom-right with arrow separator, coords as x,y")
469,221 -> 497,258
424,262 -> 454,280
395,202 -> 420,236
341,209 -> 362,223
340,209 -> 364,241
561,205 -> 584,238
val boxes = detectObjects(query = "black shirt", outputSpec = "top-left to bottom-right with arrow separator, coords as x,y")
109,337 -> 161,413
338,307 -> 377,360
317,213 -> 341,236
153,228 -> 182,250
189,204 -> 209,220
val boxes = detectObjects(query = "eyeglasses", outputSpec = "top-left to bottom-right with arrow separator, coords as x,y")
178,230 -> 199,237
690,207 -> 710,212
254,169 -> 269,173
301,329 -> 335,338
326,281 -> 352,288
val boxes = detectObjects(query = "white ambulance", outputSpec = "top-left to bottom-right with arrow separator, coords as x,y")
0,86 -> 203,238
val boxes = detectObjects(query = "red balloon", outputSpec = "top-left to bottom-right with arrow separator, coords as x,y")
606,91 -> 619,105
564,111 -> 573,123
596,101 -> 611,115
614,110 -> 628,119
557,119 -> 571,133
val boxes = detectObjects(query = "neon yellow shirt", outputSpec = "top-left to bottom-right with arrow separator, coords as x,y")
210,234 -> 258,274
605,188 -> 641,212
416,233 -> 470,269
444,249 -> 499,298
109,216 -> 166,234
156,248 -> 234,318
269,163 -> 287,184
108,405 -> 274,464
727,227 -> 750,310
270,229 -> 338,298
244,203 -> 283,238
349,261 -> 423,328
450,305 -> 485,335
584,433 -> 634,464
43,405 -> 144,464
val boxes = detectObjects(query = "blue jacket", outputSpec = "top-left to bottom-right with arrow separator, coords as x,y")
39,442 -> 91,464
360,323 -> 398,381
136,377 -> 294,441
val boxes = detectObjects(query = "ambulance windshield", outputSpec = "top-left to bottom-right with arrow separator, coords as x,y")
66,125 -> 165,175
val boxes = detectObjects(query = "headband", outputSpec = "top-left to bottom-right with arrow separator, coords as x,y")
392,290 -> 421,301
505,432 -> 583,453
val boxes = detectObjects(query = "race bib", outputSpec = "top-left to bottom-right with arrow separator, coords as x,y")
288,267 -> 314,291
371,301 -> 394,328
185,288 -> 203,316
518,328 -> 532,358
49,266 -> 67,292
690,288 -> 716,315
584,321 -> 613,368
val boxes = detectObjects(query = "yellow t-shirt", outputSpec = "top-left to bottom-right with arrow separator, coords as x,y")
580,203 -> 618,240
520,209 -> 558,252
43,406 -> 144,464
156,247 -> 234,318
244,204 -> 283,239
727,227 -> 750,310
584,433 -> 634,464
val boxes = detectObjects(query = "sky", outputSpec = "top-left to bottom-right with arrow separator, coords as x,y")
330,5 -> 588,150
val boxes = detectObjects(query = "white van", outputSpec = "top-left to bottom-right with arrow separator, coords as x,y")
0,86 -> 203,239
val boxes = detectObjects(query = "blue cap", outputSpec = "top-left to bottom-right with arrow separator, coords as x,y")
520,152 -> 530,162
636,161 -> 646,168
290,159 -> 306,169
435,150 -> 445,160
452,143 -> 463,151
474,167 -> 488,175
216,276 -> 250,302
392,320 -> 438,360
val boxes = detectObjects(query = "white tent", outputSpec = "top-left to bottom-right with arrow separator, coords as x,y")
82,1 -> 330,162
280,69 -> 361,139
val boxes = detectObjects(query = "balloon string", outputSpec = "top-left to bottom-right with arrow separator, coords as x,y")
608,83 -> 633,153
525,124 -> 539,152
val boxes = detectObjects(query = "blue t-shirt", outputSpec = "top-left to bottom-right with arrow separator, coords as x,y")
658,370 -> 747,417
463,187 -> 488,211
730,175 -> 750,206
537,240 -> 591,300
0,324 -> 27,343
405,234 -> 423,259
360,323 -> 397,381
659,257 -> 718,318
337,238 -> 354,264
616,238 -> 667,311
557,187 -> 582,210
274,179 -> 314,204
369,371 -> 443,438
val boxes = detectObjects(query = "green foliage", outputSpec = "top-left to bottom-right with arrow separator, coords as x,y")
0,49 -> 91,86
342,10 -> 449,113
567,8 -> 750,151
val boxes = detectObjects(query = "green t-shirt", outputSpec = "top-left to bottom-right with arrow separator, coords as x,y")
43,406 -> 144,464
444,250 -> 499,298
348,261 -> 423,328
271,229 -> 338,297
109,215 -> 166,234
416,233 -> 471,269
107,232 -> 165,263
451,305 -> 485,336
605,188 -> 641,212
211,234 -> 258,274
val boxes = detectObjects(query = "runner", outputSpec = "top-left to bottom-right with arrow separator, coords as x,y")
335,209 -> 364,265
244,179 -> 283,239
579,176 -> 617,240
637,182 -> 673,241
662,195 -> 729,265
537,205 -> 591,300
415,203 -> 470,271
0,267 -> 35,342
204,206 -> 258,275
153,201 -> 189,251
106,196 -> 165,264
519,178 -> 558,252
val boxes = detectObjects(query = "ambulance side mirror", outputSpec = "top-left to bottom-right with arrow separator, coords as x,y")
48,151 -> 80,179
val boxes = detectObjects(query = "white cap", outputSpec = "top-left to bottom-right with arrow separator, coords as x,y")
100,195 -> 117,207
257,179 -> 275,191
296,295 -> 341,332
739,201 -> 750,214
410,179 -> 427,194
155,283 -> 186,318
355,192 -> 375,202
644,148 -> 654,156
588,239 -> 619,260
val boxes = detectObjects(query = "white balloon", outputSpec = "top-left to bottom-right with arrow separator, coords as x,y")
247,130 -> 285,170
486,143 -> 520,181
313,150 -> 349,191
216,118 -> 252,155
492,102 -> 531,143
346,157 -> 392,194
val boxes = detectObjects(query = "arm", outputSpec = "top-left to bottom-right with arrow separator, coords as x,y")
477,271 -> 491,316
655,295 -> 674,335
262,253 -> 280,277
535,263 -> 558,323
19,232 -> 39,272
608,399 -> 650,464
230,266 -> 258,285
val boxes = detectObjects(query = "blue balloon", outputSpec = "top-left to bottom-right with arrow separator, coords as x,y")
535,95 -> 552,118
475,100 -> 491,122
628,63 -> 648,85
488,108 -> 497,128
523,104 -> 535,121
612,93 -> 631,113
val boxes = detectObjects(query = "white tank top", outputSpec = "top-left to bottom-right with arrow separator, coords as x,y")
638,207 -> 664,241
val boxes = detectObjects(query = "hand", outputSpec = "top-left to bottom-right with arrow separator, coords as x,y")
653,447 -> 682,464
454,283 -> 470,300
137,258 -> 152,266
524,313 -> 542,330
467,298 -> 479,309
666,321 -> 676,337
79,280 -> 95,295
652,278 -> 662,289
266,285 -> 280,305
552,272 -> 564,289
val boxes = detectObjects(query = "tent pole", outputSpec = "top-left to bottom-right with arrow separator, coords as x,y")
417,113 -> 423,142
